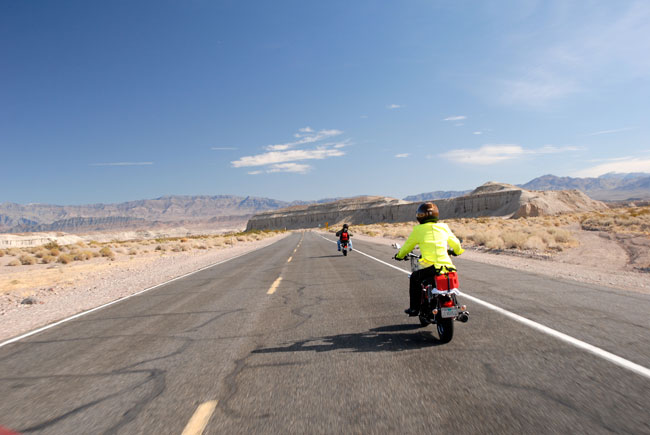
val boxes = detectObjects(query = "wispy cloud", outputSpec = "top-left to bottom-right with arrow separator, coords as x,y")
587,127 -> 633,136
232,127 -> 348,174
574,157 -> 650,177
387,104 -> 402,109
395,153 -> 410,158
90,162 -> 153,166
267,128 -> 343,151
442,144 -> 582,165
211,147 -> 237,150
267,163 -> 311,173
443,115 -> 466,121
360,115 -> 368,119
443,145 -> 524,165
494,2 -> 650,106
473,131 -> 483,135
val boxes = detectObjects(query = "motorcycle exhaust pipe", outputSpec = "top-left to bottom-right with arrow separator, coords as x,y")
456,312 -> 469,323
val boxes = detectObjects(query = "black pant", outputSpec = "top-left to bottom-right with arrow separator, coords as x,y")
409,266 -> 438,311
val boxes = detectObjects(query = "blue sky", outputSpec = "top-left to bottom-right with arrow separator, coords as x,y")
2,0 -> 649,204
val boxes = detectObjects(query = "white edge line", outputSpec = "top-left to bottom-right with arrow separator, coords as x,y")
0,242 -> 278,348
318,234 -> 650,379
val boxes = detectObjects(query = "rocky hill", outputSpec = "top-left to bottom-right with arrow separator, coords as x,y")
520,173 -> 650,200
246,182 -> 609,230
406,173 -> 650,202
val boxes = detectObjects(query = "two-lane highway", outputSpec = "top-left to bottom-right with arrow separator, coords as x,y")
1,231 -> 649,434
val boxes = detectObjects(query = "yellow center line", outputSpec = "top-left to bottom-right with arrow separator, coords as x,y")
181,400 -> 218,435
287,256 -> 293,263
267,277 -> 283,295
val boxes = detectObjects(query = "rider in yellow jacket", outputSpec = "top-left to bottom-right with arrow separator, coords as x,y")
395,202 -> 464,316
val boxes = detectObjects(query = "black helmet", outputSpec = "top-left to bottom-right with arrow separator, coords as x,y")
343,223 -> 349,229
416,202 -> 439,224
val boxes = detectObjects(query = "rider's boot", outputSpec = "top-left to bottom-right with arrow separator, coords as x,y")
404,308 -> 419,317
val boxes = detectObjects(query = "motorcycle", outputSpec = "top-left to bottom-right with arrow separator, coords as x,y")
393,244 -> 469,343
341,240 -> 350,256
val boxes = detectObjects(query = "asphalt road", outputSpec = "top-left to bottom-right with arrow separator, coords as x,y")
1,231 -> 649,434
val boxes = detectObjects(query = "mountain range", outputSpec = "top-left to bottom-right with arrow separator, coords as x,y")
2,173 -> 648,234
409,173 -> 650,202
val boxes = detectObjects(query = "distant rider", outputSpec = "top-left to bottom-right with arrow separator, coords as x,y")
394,203 -> 464,316
336,224 -> 353,251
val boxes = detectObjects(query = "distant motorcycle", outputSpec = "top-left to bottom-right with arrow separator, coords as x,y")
393,244 -> 469,343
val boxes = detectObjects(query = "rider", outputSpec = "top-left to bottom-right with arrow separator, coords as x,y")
394,203 -> 464,316
336,224 -> 353,251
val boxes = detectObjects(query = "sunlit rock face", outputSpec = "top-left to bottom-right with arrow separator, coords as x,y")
245,184 -> 609,231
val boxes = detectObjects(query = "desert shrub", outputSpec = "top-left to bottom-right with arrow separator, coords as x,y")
49,248 -> 60,256
19,255 -> 37,265
33,249 -> 48,259
41,254 -> 56,264
57,254 -> 74,264
73,251 -> 91,261
99,247 -> 114,258
128,248 -> 138,255
44,241 -> 61,250
502,232 -> 528,249
7,259 -> 20,266
171,245 -> 182,252
6,248 -> 20,256
553,229 -> 571,243
155,245 -> 164,251
524,236 -> 546,250
0,249 -> 4,257
180,238 -> 188,243
181,245 -> 190,251
236,236 -> 246,242
485,236 -> 505,250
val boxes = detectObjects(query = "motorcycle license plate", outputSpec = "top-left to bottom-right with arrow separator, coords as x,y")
440,307 -> 458,318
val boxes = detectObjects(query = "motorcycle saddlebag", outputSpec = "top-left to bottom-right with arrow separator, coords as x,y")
435,272 -> 459,291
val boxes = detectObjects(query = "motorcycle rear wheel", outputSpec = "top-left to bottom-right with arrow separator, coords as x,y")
437,318 -> 454,343
342,249 -> 347,256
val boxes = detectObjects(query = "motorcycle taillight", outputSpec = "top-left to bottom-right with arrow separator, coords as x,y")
441,299 -> 454,308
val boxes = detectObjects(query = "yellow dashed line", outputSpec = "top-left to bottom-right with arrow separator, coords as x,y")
267,277 -> 283,295
287,256 -> 293,263
181,400 -> 218,435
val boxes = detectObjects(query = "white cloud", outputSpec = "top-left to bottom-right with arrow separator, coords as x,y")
233,148 -> 345,167
473,131 -> 483,135
90,162 -> 153,166
443,145 -> 524,165
232,127 -> 348,174
211,147 -> 237,150
442,144 -> 581,165
443,115 -> 466,121
360,115 -> 368,119
587,127 -> 633,136
387,104 -> 402,109
395,153 -> 410,158
574,157 -> 650,177
265,128 -> 343,151
268,163 -> 311,173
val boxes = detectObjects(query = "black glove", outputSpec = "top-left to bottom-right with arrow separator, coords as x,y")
394,254 -> 402,261
447,249 -> 457,257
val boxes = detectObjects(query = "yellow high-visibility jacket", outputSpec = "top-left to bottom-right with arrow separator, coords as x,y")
396,221 -> 464,270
